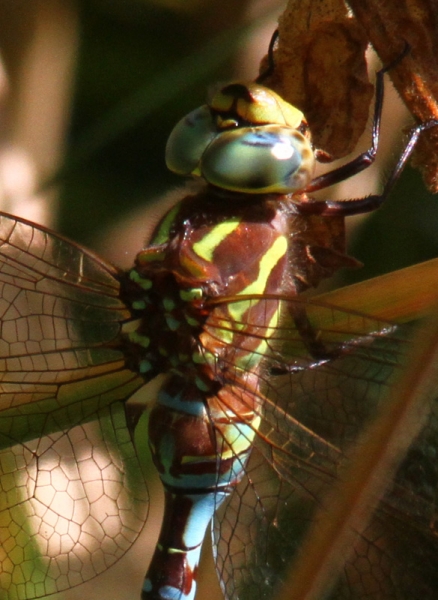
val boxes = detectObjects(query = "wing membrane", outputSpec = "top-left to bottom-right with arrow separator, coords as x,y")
209,296 -> 438,600
0,213 -> 148,599
0,213 -> 144,441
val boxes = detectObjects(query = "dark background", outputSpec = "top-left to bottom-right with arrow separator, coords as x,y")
58,0 -> 438,284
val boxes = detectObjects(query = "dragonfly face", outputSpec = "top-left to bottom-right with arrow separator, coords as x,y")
165,82 -> 315,194
0,48 -> 437,600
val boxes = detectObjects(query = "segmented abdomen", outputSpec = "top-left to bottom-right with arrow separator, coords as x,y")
143,376 -> 261,600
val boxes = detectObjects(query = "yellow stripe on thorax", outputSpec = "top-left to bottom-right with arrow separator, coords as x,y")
235,309 -> 280,371
192,219 -> 241,262
152,204 -> 181,245
228,235 -> 287,323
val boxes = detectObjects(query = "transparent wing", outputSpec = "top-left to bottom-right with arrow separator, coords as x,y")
208,297 -> 438,600
0,213 -> 148,599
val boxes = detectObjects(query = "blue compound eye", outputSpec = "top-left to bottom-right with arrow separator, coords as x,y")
200,125 -> 315,194
165,82 -> 315,195
166,105 -> 217,176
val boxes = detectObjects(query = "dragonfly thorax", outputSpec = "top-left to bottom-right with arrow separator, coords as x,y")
165,81 -> 315,195
124,270 -> 217,389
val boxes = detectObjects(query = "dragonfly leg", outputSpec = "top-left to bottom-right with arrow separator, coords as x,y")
304,44 -> 410,195
270,304 -> 341,376
295,38 -> 438,216
297,118 -> 438,217
256,29 -> 279,82
292,304 -> 336,358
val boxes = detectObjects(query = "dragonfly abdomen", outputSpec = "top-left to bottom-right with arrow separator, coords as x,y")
143,377 -> 260,600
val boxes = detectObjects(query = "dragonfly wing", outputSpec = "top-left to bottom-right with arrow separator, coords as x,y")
211,298 -> 438,600
0,213 -> 148,598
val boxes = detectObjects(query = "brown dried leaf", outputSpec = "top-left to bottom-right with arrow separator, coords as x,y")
261,0 -> 373,159
347,0 -> 438,191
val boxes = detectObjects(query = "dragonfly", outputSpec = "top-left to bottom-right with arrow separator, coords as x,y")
0,34 -> 438,600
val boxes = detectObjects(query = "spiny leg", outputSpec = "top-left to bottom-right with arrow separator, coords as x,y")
299,117 -> 438,217
304,44 -> 411,195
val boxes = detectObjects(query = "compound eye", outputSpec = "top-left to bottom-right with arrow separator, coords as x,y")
166,105 -> 217,176
200,125 -> 315,194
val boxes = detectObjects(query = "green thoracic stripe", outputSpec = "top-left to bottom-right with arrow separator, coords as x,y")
152,204 -> 181,245
228,235 -> 287,323
235,309 -> 280,370
192,219 -> 241,262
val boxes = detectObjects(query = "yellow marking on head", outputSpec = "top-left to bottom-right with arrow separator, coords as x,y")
192,219 -> 241,262
228,235 -> 287,322
237,85 -> 304,128
210,83 -> 304,129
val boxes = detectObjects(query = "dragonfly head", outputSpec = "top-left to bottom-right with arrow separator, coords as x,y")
165,82 -> 315,195
209,82 -> 304,129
